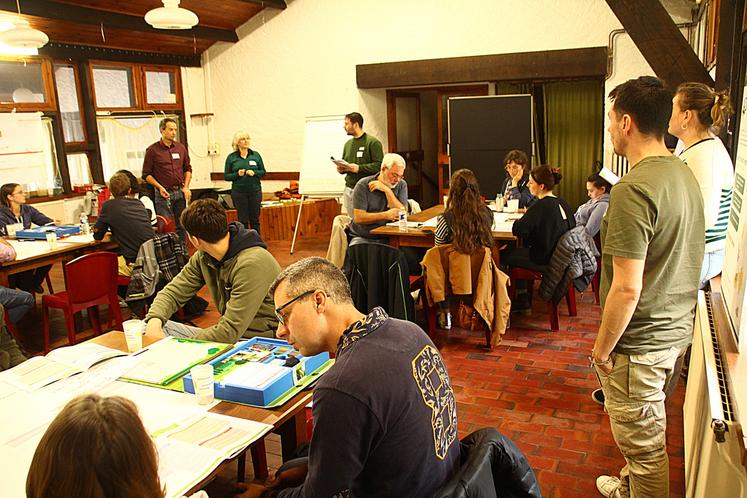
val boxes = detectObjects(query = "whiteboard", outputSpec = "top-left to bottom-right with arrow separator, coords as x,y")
299,115 -> 348,196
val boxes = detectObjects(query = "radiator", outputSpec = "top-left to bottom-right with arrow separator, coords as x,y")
684,291 -> 747,497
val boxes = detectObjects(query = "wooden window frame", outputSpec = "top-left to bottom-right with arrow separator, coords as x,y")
141,65 -> 183,111
0,56 -> 57,112
89,60 -> 141,111
52,61 -> 88,146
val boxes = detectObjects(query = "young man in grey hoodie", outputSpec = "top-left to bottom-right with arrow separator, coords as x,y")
144,199 -> 280,343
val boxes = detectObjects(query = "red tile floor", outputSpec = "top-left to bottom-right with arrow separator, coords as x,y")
12,236 -> 685,498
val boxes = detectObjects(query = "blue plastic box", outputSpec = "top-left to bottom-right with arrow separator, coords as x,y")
183,337 -> 330,406
16,225 -> 81,240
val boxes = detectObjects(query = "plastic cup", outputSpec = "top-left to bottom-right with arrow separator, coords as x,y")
506,198 -> 519,213
443,195 -> 448,206
123,319 -> 145,353
46,232 -> 57,249
190,364 -> 215,405
5,224 -> 17,238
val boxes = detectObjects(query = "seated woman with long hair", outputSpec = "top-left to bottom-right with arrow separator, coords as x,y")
433,169 -> 494,328
27,394 -> 170,498
503,165 -> 574,270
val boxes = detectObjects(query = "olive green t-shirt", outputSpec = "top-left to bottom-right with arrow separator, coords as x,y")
600,155 -> 704,355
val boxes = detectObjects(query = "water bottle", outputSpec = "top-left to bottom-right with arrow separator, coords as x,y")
79,212 -> 90,235
398,207 -> 407,232
495,193 -> 504,211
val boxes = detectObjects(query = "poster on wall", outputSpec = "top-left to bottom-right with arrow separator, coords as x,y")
721,89 -> 747,351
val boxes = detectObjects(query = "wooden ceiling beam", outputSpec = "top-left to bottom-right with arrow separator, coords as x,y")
40,42 -> 201,67
233,0 -> 286,9
0,0 -> 238,42
605,0 -> 713,88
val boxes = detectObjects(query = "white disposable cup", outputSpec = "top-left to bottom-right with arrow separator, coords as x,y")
123,319 -> 145,353
5,224 -> 17,238
506,199 -> 519,213
191,364 -> 215,405
46,232 -> 57,249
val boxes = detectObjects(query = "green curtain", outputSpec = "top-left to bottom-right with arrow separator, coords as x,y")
543,80 -> 604,209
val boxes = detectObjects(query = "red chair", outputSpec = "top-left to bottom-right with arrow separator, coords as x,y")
590,234 -> 602,304
41,252 -> 123,353
156,215 -> 176,234
409,275 -> 436,338
508,267 -> 577,332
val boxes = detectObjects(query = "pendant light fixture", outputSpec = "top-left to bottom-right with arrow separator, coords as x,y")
145,0 -> 199,30
0,1 -> 48,49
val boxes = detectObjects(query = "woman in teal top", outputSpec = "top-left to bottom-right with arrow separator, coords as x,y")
224,131 -> 266,236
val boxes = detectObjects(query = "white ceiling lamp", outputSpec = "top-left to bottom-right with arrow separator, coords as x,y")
0,19 -> 48,49
145,0 -> 199,30
0,0 -> 48,49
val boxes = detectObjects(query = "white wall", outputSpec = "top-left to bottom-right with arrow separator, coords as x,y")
183,0 -> 690,189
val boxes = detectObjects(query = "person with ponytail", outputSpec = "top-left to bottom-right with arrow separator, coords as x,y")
502,165 -> 575,271
668,82 -> 734,288
433,169 -> 494,328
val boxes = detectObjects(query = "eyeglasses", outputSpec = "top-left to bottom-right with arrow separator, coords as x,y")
275,289 -> 315,325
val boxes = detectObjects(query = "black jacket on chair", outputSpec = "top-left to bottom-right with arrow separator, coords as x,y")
343,241 -> 415,322
434,428 -> 542,498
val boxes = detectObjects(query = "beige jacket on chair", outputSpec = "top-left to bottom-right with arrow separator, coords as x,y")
421,245 -> 511,347
326,214 -> 351,268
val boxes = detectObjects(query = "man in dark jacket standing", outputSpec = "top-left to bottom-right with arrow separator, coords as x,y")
144,199 -> 279,343
238,257 -> 459,498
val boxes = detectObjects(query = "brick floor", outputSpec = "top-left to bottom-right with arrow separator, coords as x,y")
13,235 -> 686,497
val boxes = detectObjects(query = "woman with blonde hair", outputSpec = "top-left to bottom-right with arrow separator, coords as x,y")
224,131 -> 266,236
26,394 -> 167,498
668,82 -> 734,288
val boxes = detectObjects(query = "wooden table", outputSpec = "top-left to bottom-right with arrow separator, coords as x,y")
371,204 -> 517,249
226,198 -> 340,242
91,332 -> 313,487
0,234 -> 118,287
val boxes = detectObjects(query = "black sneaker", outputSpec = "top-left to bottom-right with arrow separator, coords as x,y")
592,388 -> 605,406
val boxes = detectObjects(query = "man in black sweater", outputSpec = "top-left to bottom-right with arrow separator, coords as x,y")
93,172 -> 155,276
239,257 -> 459,498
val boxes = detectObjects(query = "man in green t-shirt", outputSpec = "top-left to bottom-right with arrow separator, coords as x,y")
593,77 -> 704,498
337,112 -> 384,216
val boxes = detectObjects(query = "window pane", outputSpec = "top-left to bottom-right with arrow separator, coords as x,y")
67,153 -> 92,186
97,115 -> 179,180
54,64 -> 85,143
0,61 -> 46,104
0,116 -> 62,196
92,66 -> 134,108
145,70 -> 177,104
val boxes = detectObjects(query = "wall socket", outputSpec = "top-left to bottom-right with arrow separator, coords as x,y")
207,143 -> 220,156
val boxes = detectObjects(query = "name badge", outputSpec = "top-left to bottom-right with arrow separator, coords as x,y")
357,151 -> 364,158
358,146 -> 365,151
171,152 -> 180,160
249,160 -> 257,166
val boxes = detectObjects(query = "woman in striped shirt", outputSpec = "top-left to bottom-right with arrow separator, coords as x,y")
668,82 -> 734,288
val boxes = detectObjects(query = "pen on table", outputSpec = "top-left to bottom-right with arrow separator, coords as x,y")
131,347 -> 149,357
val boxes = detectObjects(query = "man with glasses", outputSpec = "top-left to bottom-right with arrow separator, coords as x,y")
238,257 -> 458,498
144,199 -> 279,343
348,153 -> 408,243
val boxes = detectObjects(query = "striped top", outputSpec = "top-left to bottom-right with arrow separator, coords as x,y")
678,137 -> 734,253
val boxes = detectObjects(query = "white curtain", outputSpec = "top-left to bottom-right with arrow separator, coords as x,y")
96,115 -> 178,181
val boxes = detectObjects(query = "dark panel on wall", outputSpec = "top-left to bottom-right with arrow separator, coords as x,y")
356,47 -> 607,89
448,95 -> 533,199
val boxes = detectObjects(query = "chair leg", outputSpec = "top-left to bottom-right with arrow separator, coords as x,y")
63,308 -> 77,345
484,327 -> 492,350
45,274 -> 54,294
89,306 -> 102,336
549,301 -> 560,332
591,270 -> 600,304
425,304 -> 437,338
110,294 -> 124,331
566,285 -> 577,317
42,303 -> 51,354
